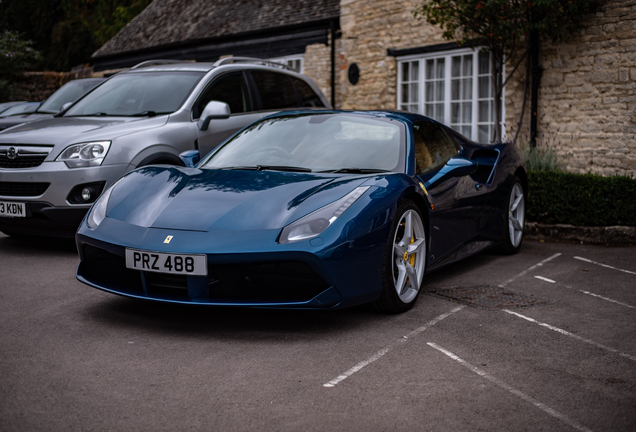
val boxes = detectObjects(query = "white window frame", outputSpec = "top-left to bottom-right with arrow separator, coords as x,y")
267,54 -> 304,74
397,47 -> 505,143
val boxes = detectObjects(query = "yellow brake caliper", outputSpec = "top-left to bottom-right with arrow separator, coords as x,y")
408,236 -> 416,267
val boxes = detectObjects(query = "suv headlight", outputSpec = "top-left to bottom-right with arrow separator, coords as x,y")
279,186 -> 369,244
57,141 -> 111,168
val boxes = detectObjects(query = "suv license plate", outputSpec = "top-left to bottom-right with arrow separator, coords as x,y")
0,201 -> 26,218
125,249 -> 207,276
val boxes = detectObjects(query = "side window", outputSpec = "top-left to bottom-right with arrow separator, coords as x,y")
291,77 -> 325,107
413,121 -> 460,175
251,71 -> 298,110
193,72 -> 250,119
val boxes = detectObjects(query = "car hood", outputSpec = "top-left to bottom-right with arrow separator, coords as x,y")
105,166 -> 373,232
0,113 -> 53,130
0,115 -> 169,147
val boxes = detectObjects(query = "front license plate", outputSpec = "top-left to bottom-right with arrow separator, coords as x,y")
0,201 -> 26,218
125,249 -> 207,276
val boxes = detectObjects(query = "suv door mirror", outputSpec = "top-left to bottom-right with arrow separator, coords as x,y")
198,101 -> 231,131
424,157 -> 477,187
59,102 -> 73,112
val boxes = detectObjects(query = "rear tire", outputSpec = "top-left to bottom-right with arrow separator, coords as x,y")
496,176 -> 525,255
372,200 -> 426,313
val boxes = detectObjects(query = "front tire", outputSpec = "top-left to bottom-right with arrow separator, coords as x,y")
497,177 -> 525,255
372,200 -> 426,313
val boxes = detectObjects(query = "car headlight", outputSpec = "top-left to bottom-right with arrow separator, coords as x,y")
85,180 -> 118,230
279,186 -> 370,244
56,141 -> 111,168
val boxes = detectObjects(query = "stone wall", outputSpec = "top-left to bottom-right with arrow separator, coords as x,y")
10,67 -> 95,102
302,0 -> 635,177
536,0 -> 636,176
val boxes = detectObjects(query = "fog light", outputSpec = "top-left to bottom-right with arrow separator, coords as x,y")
81,188 -> 91,201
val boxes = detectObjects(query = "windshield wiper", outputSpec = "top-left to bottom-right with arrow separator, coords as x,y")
129,111 -> 171,117
320,168 -> 392,174
219,165 -> 312,172
66,112 -> 110,117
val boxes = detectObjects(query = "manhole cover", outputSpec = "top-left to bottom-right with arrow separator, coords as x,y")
427,285 -> 552,310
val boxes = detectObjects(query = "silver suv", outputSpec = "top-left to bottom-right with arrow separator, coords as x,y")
0,59 -> 330,237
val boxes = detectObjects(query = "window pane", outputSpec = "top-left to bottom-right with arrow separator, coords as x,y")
425,104 -> 434,117
411,62 -> 419,81
479,77 -> 490,98
435,81 -> 444,101
410,83 -> 418,103
462,102 -> 472,123
292,77 -> 324,107
252,71 -> 297,110
425,82 -> 434,102
412,121 -> 459,174
451,79 -> 460,100
402,63 -> 409,82
435,104 -> 444,122
479,52 -> 490,75
402,84 -> 409,103
479,125 -> 489,142
462,78 -> 472,100
451,103 -> 460,123
426,60 -> 434,80
462,126 -> 471,137
451,56 -> 461,77
463,55 -> 473,76
194,72 -> 249,118
479,101 -> 489,122
436,58 -> 445,79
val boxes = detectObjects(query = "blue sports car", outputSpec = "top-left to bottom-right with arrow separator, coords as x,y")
76,107 -> 526,312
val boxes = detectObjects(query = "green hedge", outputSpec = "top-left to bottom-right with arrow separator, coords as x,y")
527,171 -> 636,227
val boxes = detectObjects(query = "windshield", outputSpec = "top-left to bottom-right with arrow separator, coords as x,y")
0,103 -> 40,117
65,71 -> 204,117
201,113 -> 406,173
38,79 -> 103,114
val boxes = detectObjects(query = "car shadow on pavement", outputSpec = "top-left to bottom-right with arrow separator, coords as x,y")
83,295 -> 388,341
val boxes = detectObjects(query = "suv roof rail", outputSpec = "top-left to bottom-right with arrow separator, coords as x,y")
213,56 -> 291,71
130,59 -> 185,70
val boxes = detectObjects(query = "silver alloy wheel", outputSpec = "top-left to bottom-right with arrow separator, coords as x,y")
391,209 -> 426,303
508,183 -> 525,248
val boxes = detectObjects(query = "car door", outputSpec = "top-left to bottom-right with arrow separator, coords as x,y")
413,121 -> 488,266
195,71 -> 262,157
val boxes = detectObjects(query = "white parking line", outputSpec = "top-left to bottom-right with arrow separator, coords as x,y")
499,253 -> 562,287
534,276 -> 636,310
427,342 -> 594,432
323,305 -> 465,388
574,256 -> 636,275
535,275 -> 556,283
503,309 -> 636,362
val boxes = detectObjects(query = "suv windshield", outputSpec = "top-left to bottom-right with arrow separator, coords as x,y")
65,71 -> 204,117
202,113 -> 406,173
37,79 -> 103,114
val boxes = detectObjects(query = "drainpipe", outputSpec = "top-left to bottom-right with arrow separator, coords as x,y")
330,21 -> 336,108
529,30 -> 541,147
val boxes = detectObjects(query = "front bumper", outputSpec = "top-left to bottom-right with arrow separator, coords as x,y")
0,162 -> 129,236
75,216 -> 388,309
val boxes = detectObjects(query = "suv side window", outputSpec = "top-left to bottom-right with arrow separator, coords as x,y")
193,72 -> 251,119
251,71 -> 298,110
291,77 -> 325,107
413,121 -> 460,175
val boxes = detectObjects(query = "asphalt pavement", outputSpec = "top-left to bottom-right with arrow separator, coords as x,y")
1,233 -> 634,431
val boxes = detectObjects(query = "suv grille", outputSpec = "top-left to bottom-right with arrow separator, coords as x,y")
0,182 -> 49,197
208,261 -> 329,302
0,145 -> 52,169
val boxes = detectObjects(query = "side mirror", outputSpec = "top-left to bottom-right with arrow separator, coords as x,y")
179,150 -> 200,168
59,102 -> 72,112
197,101 -> 230,131
425,157 -> 477,187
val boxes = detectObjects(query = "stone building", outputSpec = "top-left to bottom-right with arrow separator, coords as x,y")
92,0 -> 636,176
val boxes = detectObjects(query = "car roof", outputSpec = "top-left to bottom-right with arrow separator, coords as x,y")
121,62 -> 217,74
